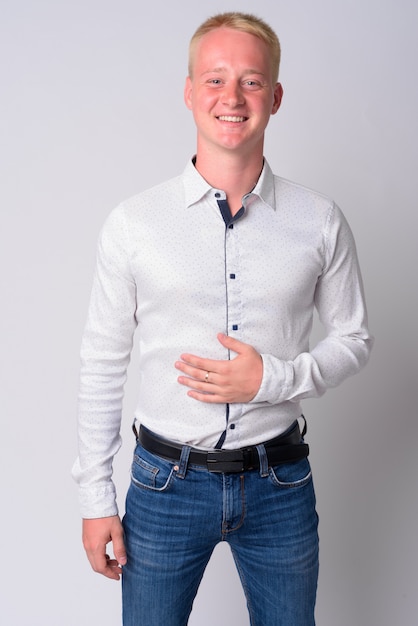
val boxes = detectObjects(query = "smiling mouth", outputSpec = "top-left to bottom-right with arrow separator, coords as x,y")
217,115 -> 247,122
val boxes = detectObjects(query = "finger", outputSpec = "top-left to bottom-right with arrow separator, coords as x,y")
186,389 -> 229,403
216,332 -> 249,354
87,549 -> 120,579
112,533 -> 127,567
177,354 -> 226,374
85,545 -> 123,580
106,558 -> 124,579
175,360 -> 221,382
177,373 -> 218,392
101,559 -> 123,580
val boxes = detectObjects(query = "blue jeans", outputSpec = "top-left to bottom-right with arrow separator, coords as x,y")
122,439 -> 319,626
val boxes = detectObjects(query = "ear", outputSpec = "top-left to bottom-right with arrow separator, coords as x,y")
184,76 -> 193,110
271,82 -> 283,115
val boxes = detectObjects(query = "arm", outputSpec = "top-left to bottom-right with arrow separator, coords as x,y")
176,205 -> 373,404
254,204 -> 373,404
72,206 -> 137,520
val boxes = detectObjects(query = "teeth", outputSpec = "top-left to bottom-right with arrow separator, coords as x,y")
218,116 -> 246,122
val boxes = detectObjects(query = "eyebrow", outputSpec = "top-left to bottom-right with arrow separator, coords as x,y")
200,67 -> 267,78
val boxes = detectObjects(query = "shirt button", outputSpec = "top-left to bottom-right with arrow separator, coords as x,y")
230,424 -> 235,430
232,324 -> 238,331
230,273 -> 236,279
214,192 -> 221,198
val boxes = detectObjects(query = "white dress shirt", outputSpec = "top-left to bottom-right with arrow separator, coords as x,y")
72,159 -> 373,518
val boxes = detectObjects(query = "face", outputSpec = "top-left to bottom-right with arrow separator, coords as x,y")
184,28 -> 283,157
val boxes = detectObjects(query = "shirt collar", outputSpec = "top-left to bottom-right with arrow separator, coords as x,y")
250,160 -> 276,210
182,157 -> 276,210
182,158 -> 213,207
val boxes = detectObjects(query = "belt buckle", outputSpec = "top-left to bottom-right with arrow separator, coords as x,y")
206,449 -> 244,473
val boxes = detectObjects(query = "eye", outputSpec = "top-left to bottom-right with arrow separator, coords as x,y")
243,80 -> 261,89
207,78 -> 222,85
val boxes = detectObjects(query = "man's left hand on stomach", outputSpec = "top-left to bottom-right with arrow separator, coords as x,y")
175,333 -> 263,403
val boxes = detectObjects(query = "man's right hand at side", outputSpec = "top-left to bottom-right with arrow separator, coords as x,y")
82,515 -> 127,580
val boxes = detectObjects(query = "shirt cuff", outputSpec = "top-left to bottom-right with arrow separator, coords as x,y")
78,484 -> 119,519
250,353 -> 294,405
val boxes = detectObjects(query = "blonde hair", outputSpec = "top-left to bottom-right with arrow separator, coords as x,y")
188,12 -> 281,82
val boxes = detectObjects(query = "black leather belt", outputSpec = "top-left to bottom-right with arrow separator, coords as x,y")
137,422 -> 309,474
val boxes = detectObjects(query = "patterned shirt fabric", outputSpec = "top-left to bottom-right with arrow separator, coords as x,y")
72,159 -> 373,518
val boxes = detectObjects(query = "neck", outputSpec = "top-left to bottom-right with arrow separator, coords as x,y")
194,144 -> 264,215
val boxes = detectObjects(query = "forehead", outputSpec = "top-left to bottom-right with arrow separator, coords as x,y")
192,27 -> 271,76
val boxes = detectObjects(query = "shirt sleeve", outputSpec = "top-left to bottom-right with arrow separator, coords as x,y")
252,203 -> 374,405
72,206 -> 137,518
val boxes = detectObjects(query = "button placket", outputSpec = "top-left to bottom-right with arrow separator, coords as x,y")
225,219 -> 242,338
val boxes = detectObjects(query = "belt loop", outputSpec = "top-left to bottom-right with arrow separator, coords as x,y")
256,443 -> 269,477
176,445 -> 191,479
300,414 -> 307,438
132,419 -> 139,440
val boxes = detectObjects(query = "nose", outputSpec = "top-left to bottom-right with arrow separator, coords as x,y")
221,82 -> 245,107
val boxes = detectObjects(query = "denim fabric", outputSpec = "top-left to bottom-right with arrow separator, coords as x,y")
122,441 -> 319,626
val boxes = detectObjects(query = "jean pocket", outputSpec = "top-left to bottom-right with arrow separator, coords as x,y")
268,458 -> 312,489
130,446 -> 175,492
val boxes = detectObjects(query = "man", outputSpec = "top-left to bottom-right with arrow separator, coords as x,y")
73,12 -> 373,626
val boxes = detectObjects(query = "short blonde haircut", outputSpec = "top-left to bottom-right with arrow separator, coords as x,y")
188,12 -> 281,83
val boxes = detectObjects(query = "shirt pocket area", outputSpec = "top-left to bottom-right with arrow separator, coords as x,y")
268,457 -> 312,489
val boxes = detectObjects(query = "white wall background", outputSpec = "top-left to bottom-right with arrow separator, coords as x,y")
1,0 -> 417,624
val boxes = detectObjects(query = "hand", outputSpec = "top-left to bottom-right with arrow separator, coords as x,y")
82,515 -> 127,580
175,333 -> 263,403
